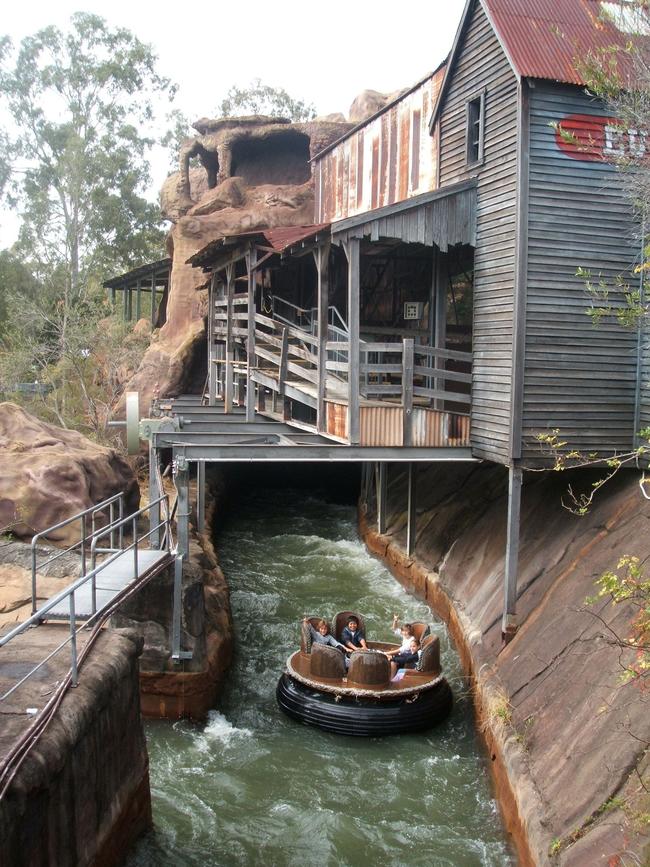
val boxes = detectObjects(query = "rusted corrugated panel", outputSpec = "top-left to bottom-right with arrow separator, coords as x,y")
326,402 -> 348,440
313,68 -> 445,223
410,409 -> 471,447
483,0 -> 636,86
359,406 -> 403,446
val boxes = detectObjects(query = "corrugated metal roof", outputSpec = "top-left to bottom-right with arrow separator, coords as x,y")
186,224 -> 330,268
483,0 -> 637,85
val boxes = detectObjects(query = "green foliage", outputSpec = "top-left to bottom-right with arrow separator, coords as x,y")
0,13 -> 175,292
0,280 -> 149,439
588,555 -> 650,686
218,78 -> 316,122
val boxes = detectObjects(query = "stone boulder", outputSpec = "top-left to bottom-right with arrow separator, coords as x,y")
0,403 -> 139,546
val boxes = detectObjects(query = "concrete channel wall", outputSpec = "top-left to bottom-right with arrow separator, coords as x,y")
0,629 -> 151,867
360,463 -> 650,867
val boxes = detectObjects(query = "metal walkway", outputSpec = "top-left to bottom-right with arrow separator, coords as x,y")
46,549 -> 170,619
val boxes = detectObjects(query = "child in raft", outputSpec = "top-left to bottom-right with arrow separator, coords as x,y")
387,637 -> 421,679
341,616 -> 369,652
386,615 -> 415,657
303,618 -> 347,651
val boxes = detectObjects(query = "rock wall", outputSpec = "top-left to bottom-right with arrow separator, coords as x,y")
0,629 -> 151,867
114,471 -> 233,719
0,403 -> 139,545
361,463 -> 649,867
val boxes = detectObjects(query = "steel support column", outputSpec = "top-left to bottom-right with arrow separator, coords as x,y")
148,443 -> 161,548
377,462 -> 388,535
135,279 -> 142,321
502,465 -> 523,643
197,461 -> 206,532
172,453 -> 192,661
208,274 -> 216,406
150,273 -> 157,326
406,462 -> 417,556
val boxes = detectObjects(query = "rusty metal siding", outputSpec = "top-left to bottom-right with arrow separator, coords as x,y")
360,406 -> 403,446
439,0 -> 519,464
522,82 -> 640,461
315,72 -> 443,223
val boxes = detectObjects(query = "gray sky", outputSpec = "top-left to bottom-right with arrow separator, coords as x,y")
0,0 -> 467,245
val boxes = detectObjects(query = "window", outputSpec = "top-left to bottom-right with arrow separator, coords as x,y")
466,92 -> 485,166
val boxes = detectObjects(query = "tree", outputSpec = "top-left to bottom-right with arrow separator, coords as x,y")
218,78 -> 316,121
0,13 -> 176,339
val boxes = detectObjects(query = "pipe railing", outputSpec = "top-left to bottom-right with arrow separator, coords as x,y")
3,493 -> 171,700
31,492 -> 124,615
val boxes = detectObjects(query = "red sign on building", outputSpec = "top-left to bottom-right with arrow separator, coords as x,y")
555,114 -> 647,162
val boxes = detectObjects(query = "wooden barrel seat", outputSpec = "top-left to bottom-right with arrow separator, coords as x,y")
332,610 -> 366,643
310,643 -> 346,679
347,650 -> 390,687
417,634 -> 441,674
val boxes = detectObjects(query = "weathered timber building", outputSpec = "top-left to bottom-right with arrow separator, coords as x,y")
113,0 -> 645,639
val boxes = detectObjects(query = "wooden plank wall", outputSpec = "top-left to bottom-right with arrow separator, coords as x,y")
522,83 -> 639,460
438,1 -> 519,464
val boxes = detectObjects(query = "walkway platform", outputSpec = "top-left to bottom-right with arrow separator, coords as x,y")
45,549 -> 171,620
154,395 -> 475,463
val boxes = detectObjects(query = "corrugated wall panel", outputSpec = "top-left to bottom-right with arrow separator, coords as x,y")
522,83 -> 640,460
315,72 -> 443,223
439,1 -> 519,464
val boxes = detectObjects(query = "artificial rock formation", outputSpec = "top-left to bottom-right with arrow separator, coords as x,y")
119,113 -> 352,412
0,403 -> 139,546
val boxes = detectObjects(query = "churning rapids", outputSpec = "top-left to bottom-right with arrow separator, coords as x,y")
126,486 -> 515,866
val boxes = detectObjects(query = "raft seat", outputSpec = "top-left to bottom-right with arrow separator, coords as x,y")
332,610 -> 366,643
402,634 -> 441,680
310,643 -> 346,679
347,650 -> 391,688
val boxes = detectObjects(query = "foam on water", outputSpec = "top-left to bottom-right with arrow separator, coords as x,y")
126,488 -> 514,867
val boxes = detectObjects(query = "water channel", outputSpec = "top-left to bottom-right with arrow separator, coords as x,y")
127,475 -> 515,866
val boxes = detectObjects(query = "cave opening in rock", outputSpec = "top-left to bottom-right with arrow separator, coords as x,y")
197,146 -> 220,189
230,131 -> 311,186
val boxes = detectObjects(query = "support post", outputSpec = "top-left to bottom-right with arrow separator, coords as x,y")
149,443 -> 161,548
135,279 -> 142,321
171,452 -> 192,661
225,264 -> 234,413
278,327 -> 289,396
207,274 -> 216,406
315,242 -> 330,434
434,252 -> 447,410
246,247 -> 257,421
406,462 -> 417,557
197,461 -> 206,532
402,338 -> 414,447
110,287 -> 116,309
150,273 -> 157,326
345,238 -> 361,444
377,462 -> 388,535
502,465 -> 523,643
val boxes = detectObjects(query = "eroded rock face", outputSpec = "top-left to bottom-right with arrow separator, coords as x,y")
0,403 -> 139,545
120,113 -> 352,409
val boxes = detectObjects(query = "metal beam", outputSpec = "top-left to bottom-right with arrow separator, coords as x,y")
502,465 -> 523,643
166,442 -> 475,463
403,339 -> 414,447
197,461 -> 206,532
406,462 -> 417,556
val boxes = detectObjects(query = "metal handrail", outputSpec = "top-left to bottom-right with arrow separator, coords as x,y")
2,493 -> 171,700
30,492 -> 125,614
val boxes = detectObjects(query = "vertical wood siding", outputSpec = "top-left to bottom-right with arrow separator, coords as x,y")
438,2 -> 519,464
522,83 -> 639,460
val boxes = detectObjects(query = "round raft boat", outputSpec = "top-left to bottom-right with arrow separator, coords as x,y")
277,612 -> 453,737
